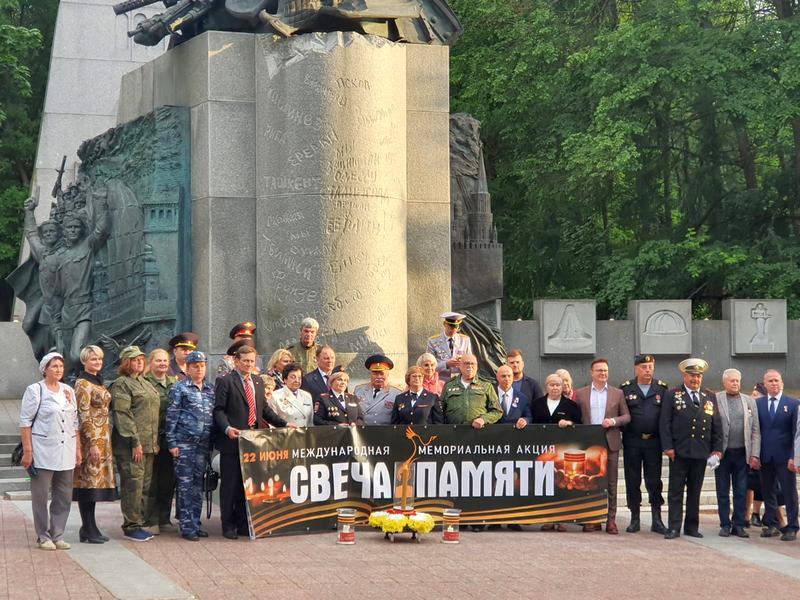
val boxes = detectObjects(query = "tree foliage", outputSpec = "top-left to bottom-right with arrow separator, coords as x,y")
450,0 -> 800,318
0,0 -> 56,279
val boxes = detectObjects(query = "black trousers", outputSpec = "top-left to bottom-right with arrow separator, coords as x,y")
760,460 -> 800,532
219,452 -> 249,534
667,456 -> 705,533
623,442 -> 664,509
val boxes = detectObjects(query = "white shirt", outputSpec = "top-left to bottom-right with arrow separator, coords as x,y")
546,398 -> 560,416
768,392 -> 783,412
460,377 -> 473,389
589,384 -> 608,425
497,386 -> 513,414
19,380 -> 78,471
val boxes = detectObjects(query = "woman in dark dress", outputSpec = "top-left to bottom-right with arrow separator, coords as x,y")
531,373 -> 582,532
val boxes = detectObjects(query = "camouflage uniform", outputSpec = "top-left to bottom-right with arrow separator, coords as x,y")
143,372 -> 178,528
110,374 -> 160,533
441,376 -> 503,425
166,378 -> 215,537
286,342 -> 318,374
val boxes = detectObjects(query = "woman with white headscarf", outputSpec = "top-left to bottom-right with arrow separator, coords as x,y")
19,352 -> 82,550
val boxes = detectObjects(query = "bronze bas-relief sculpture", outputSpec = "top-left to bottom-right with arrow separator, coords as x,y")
114,0 -> 461,47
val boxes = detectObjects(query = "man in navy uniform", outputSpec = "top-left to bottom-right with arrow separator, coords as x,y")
427,312 -> 472,382
620,354 -> 668,534
660,358 -> 722,539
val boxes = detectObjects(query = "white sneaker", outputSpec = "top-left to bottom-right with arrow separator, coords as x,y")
38,540 -> 56,551
54,540 -> 71,550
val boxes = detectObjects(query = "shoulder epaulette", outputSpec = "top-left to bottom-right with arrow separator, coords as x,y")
657,380 -> 668,387
620,380 -> 631,387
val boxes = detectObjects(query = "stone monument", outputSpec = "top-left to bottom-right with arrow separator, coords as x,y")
627,300 -> 692,355
534,299 -> 596,356
722,299 -> 788,355
450,113 -> 503,326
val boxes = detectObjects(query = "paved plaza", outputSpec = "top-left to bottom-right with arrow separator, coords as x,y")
1,499 -> 799,600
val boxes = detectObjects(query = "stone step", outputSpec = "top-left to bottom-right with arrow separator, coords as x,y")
0,443 -> 18,454
3,490 -> 31,500
0,465 -> 26,479
0,453 -> 12,466
0,477 -> 30,494
0,434 -> 20,444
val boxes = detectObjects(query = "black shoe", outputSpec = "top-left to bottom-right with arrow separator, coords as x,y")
507,524 -> 523,532
197,530 -> 209,538
182,534 -> 199,542
780,530 -> 797,542
743,518 -> 751,528
751,513 -> 763,527
487,524 -> 502,531
96,531 -> 110,542
761,526 -> 781,538
79,527 -> 105,544
626,511 -> 641,533
236,527 -> 250,536
223,530 -> 238,540
731,526 -> 749,538
685,530 -> 703,538
650,509 -> 667,534
664,529 -> 680,539
718,527 -> 731,537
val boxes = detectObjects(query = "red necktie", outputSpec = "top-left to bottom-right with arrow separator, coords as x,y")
244,376 -> 256,427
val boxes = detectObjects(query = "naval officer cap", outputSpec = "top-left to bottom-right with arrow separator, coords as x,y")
168,331 -> 199,350
365,354 -> 394,371
634,354 -> 655,365
442,312 -> 466,326
229,321 -> 256,340
678,358 -> 709,374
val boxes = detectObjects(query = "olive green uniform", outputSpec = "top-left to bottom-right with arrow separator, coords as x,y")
143,373 -> 177,528
441,376 -> 503,425
110,374 -> 160,533
287,342 -> 318,374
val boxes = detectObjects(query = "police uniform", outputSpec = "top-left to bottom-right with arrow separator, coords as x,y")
620,355 -> 668,533
165,351 -> 215,540
391,389 -> 444,425
315,392 -> 364,426
143,371 -> 177,531
441,375 -> 503,425
426,312 -> 473,381
167,332 -> 198,381
659,358 -> 722,538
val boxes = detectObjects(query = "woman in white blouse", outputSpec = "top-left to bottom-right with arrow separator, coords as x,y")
267,363 -> 314,427
19,352 -> 82,550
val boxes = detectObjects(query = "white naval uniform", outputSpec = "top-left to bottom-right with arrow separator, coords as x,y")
426,331 -> 473,380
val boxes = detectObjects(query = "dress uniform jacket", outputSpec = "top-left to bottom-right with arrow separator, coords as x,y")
269,386 -> 314,427
441,376 -> 503,425
426,332 -> 472,379
391,390 -> 443,425
659,386 -> 723,459
353,384 -> 401,426
620,378 -> 668,448
315,392 -> 364,425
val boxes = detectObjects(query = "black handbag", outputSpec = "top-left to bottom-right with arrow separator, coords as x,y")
203,458 -> 219,518
11,382 -> 44,467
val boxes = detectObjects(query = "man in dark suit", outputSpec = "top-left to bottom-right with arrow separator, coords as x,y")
213,345 -> 288,539
391,366 -> 443,425
575,358 -> 630,534
301,345 -> 336,402
506,349 -> 543,406
755,369 -> 799,541
620,354 -> 669,534
495,365 -> 532,429
660,358 -> 722,540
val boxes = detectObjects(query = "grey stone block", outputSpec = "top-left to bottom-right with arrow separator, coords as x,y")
0,323 -> 40,399
192,196 -> 257,354
191,101 -> 256,200
118,61 -> 154,124
46,58 -> 144,117
534,300 -> 597,355
628,300 -> 692,355
407,111 -> 450,203
722,299 -> 788,355
405,44 -> 449,113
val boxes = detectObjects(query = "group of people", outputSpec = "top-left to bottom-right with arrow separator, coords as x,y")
18,312 -> 800,547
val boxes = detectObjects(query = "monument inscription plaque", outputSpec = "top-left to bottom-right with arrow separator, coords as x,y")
722,299 -> 788,355
628,300 -> 692,355
534,300 -> 596,356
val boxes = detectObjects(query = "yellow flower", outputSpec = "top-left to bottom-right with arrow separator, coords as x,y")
406,512 -> 435,534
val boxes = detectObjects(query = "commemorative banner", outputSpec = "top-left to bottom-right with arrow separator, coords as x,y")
239,424 -> 609,537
